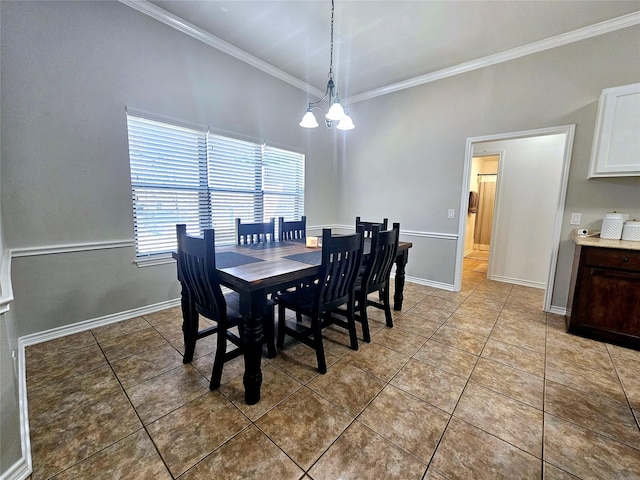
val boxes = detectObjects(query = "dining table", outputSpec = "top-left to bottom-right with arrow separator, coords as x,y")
175,237 -> 412,405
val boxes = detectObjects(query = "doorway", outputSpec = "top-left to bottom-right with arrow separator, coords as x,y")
454,125 -> 575,311
464,154 -> 501,270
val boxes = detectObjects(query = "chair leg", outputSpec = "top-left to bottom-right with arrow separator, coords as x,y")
359,299 -> 371,343
276,305 -> 286,349
312,315 -> 327,374
346,304 -> 359,351
382,287 -> 393,328
264,307 -> 277,358
183,308 -> 199,364
210,326 -> 227,390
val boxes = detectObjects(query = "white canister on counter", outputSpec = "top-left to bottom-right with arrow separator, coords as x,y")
600,212 -> 625,239
622,220 -> 640,242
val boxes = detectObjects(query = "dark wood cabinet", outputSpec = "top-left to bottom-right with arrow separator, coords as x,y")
566,245 -> 640,349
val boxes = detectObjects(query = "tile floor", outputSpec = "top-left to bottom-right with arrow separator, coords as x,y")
25,257 -> 640,479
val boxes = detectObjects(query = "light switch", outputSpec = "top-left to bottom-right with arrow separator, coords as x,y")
570,212 -> 582,225
448,209 -> 455,219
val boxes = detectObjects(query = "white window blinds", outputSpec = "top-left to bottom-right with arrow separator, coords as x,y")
126,113 -> 305,257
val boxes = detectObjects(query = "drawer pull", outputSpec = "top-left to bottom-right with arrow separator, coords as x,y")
623,258 -> 629,263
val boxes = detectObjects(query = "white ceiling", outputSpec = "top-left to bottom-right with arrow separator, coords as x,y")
137,0 -> 640,102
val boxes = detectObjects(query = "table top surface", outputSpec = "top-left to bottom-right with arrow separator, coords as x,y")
212,239 -> 412,293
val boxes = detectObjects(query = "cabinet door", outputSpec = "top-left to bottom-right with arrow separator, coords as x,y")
579,267 -> 640,338
588,82 -> 640,178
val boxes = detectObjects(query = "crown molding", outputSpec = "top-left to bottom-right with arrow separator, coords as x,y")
347,11 -> 640,104
118,0 -> 325,99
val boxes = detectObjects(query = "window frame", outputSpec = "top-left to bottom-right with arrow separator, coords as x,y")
126,110 -> 305,266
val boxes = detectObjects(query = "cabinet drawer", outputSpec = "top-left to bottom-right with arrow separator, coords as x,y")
581,247 -> 640,271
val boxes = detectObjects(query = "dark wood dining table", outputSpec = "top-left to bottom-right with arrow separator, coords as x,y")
176,238 -> 412,405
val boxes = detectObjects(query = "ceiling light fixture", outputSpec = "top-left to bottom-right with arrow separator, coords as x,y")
299,0 -> 355,131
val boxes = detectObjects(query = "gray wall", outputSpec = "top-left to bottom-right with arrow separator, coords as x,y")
1,0 -> 338,338
341,24 -> 640,307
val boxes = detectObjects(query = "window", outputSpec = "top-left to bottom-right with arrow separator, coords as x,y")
126,112 -> 304,258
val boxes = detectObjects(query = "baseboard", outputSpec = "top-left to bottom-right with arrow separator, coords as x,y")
19,298 -> 181,347
488,275 -> 546,290
548,305 -> 567,316
403,275 -> 455,291
0,457 -> 31,480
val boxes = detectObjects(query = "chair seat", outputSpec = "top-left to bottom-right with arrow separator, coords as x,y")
272,287 -> 315,314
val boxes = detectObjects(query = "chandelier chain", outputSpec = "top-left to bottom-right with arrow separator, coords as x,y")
329,0 -> 334,80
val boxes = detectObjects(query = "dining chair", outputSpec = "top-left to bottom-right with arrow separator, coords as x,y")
355,216 -> 389,238
236,217 -> 276,245
278,216 -> 306,242
176,224 -> 276,390
272,228 -> 364,373
353,223 -> 399,342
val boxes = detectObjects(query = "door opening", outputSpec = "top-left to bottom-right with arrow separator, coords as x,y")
455,125 -> 575,311
464,154 -> 500,272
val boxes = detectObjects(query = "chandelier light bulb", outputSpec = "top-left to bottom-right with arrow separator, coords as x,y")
299,109 -> 319,128
337,113 -> 355,130
326,100 -> 345,121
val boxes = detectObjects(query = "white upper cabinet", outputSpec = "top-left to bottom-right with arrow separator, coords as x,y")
588,82 -> 640,178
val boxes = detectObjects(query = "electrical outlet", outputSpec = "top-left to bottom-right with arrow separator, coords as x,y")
448,209 -> 455,219
570,212 -> 582,225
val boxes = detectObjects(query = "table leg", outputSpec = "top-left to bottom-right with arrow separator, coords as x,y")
394,249 -> 409,310
238,291 -> 266,405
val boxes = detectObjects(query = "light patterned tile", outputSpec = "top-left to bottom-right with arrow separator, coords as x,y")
430,417 -> 541,480
51,430 -> 171,480
413,340 -> 478,379
219,363 -> 303,421
391,359 -> 467,413
110,341 -> 184,388
268,341 -> 340,384
308,421 -> 426,480
179,425 -> 303,480
489,322 -> 545,353
371,325 -> 428,356
430,323 -> 487,355
28,365 -> 121,428
30,390 -> 142,480
256,387 -> 352,469
444,312 -> 497,337
126,364 -> 210,425
544,413 -> 640,479
26,341 -> 108,391
481,338 -> 545,377
147,391 -> 249,477
98,327 -> 169,363
453,383 -> 543,457
545,380 -> 640,449
92,316 -> 152,343
359,385 -> 450,463
308,361 -> 385,417
470,358 -> 544,409
343,341 -> 409,382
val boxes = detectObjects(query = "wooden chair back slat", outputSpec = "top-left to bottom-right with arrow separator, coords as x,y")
236,218 -> 276,245
278,216 -> 307,241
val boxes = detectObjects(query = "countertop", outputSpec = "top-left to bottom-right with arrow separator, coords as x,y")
573,231 -> 640,251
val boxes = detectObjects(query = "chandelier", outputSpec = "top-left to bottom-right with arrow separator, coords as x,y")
299,0 -> 355,130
